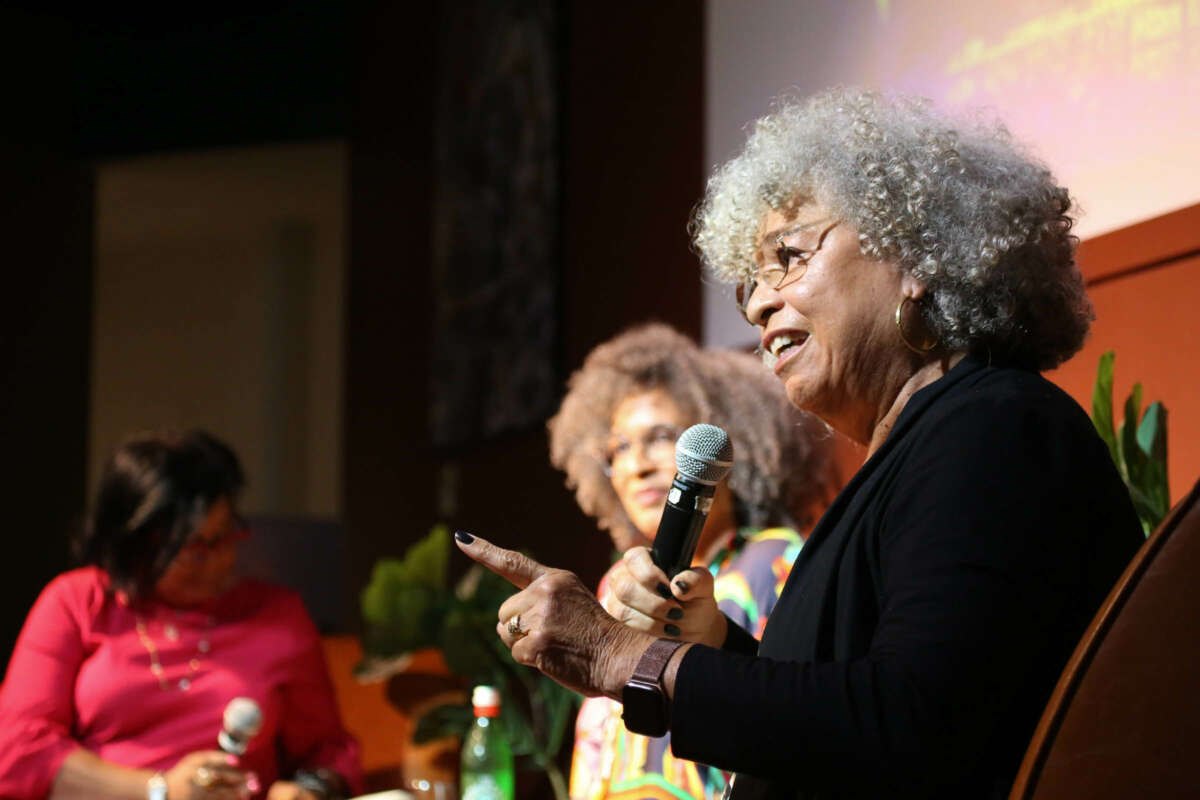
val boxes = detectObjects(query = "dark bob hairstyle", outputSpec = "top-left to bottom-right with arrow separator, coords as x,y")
72,429 -> 244,600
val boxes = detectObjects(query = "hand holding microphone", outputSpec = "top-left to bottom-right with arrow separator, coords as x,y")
162,750 -> 249,800
604,424 -> 733,648
450,423 -> 736,696
162,698 -> 262,799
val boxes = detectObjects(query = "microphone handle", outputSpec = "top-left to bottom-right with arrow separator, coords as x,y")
650,475 -> 715,578
218,730 -> 247,756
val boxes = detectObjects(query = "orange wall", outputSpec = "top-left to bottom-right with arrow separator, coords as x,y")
1047,203 -> 1200,506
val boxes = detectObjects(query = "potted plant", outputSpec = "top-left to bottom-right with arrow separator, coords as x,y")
1089,350 -> 1170,535
359,525 -> 579,800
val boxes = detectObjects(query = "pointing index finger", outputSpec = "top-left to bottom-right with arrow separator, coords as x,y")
454,531 -> 547,589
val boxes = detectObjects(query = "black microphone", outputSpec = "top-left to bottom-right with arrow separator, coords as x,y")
650,423 -> 734,578
218,697 -> 263,756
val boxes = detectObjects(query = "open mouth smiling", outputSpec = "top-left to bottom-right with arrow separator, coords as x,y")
761,331 -> 809,371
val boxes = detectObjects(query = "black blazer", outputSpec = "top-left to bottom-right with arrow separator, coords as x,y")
669,354 -> 1143,799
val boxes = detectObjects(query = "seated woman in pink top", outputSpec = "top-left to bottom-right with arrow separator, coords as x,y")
0,430 -> 363,800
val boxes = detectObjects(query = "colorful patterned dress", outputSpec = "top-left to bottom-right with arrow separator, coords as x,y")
569,528 -> 803,800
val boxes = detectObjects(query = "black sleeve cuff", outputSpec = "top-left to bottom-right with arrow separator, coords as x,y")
721,613 -> 759,655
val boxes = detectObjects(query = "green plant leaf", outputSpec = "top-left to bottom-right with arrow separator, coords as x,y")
1137,400 -> 1163,458
361,532 -> 574,796
538,678 -> 581,756
1139,402 -> 1170,524
1114,420 -> 1126,483
413,702 -> 474,744
1088,353 -> 1172,537
360,559 -> 405,625
361,584 -> 449,655
1125,482 -> 1163,537
360,526 -> 458,657
502,702 -> 538,757
1090,351 -> 1120,470
1120,383 -> 1146,491
1144,458 -> 1170,526
440,606 -> 510,685
402,524 -> 452,591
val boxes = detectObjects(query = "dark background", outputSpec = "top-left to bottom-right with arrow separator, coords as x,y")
0,0 -> 704,681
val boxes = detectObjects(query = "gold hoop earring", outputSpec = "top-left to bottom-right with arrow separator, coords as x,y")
895,296 -> 938,354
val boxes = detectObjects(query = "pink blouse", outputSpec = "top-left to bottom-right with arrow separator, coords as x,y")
0,567 -> 363,799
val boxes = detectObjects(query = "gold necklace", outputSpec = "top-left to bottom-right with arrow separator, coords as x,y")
134,611 -> 216,691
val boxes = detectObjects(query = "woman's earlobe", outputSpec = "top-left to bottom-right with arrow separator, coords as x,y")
900,273 -> 927,301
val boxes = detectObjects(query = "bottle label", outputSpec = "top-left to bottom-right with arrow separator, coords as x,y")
462,775 -> 507,800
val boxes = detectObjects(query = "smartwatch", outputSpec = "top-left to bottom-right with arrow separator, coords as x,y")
621,638 -> 685,737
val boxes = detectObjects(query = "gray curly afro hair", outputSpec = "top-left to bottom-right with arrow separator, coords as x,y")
547,323 -> 837,552
692,87 -> 1093,370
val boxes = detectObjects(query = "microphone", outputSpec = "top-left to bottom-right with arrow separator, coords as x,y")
218,697 -> 263,756
650,423 -> 734,578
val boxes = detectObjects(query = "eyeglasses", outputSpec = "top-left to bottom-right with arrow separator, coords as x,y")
603,424 -> 683,469
736,220 -> 839,322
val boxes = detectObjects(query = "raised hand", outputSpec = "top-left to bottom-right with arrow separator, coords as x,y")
453,531 -> 655,699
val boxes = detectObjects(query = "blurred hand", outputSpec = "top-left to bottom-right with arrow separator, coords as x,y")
604,547 -> 726,648
454,532 -> 654,699
164,751 -> 250,800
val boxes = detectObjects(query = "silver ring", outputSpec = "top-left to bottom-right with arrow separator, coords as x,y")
193,765 -> 217,788
506,614 -> 526,639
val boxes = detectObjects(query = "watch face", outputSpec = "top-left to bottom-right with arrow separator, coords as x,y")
622,678 -> 669,737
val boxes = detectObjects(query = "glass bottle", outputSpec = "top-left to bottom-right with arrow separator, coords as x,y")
460,685 -> 515,800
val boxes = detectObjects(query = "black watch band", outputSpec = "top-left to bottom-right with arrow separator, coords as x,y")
621,638 -> 685,737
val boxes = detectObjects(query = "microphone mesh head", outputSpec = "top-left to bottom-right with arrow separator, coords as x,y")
223,697 -> 264,739
675,424 -> 733,485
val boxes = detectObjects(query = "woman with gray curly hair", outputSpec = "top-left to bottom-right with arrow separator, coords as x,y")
548,323 -> 835,800
455,89 -> 1143,799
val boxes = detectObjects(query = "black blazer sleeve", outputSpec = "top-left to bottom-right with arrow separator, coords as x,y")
721,614 -> 759,655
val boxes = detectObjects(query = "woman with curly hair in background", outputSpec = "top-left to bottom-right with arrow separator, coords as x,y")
454,88 -> 1145,799
548,323 -> 836,800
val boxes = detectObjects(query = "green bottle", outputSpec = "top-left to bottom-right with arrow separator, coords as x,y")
460,685 -> 515,800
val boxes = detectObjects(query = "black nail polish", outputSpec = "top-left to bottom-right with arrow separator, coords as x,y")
667,607 -> 683,621
656,583 -> 672,600
674,579 -> 691,594
665,623 -> 681,637
454,530 -> 475,544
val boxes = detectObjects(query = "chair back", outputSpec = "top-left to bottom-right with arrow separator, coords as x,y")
1009,478 -> 1200,798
